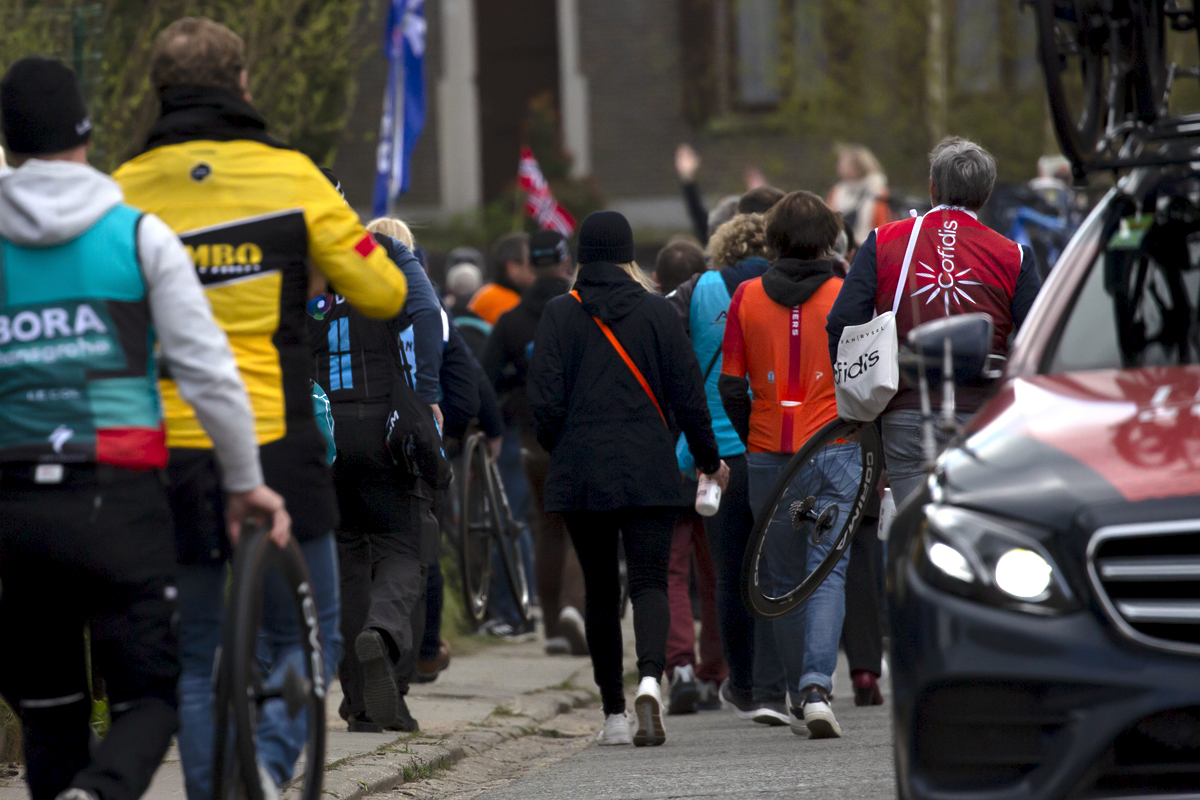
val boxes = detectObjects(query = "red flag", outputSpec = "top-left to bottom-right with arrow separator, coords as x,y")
518,148 -> 576,236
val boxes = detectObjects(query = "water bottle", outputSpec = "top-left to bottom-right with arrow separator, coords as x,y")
695,473 -> 722,517
878,488 -> 896,541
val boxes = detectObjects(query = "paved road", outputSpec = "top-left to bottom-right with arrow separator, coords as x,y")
472,687 -> 896,800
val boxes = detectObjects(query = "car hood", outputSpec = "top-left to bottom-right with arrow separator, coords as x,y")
937,366 -> 1200,531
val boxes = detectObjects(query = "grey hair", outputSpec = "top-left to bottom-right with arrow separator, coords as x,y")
929,136 -> 996,210
707,195 -> 741,234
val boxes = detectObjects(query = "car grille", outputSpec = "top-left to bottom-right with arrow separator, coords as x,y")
915,682 -> 1079,790
1089,519 -> 1200,655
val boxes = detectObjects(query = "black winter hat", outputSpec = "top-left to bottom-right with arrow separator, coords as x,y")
576,210 -> 634,265
0,57 -> 92,156
529,230 -> 569,267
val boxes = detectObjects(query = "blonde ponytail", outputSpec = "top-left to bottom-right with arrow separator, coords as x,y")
615,261 -> 658,293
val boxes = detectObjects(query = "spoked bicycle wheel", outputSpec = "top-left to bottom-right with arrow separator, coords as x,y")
1035,0 -> 1109,170
213,524 -> 326,800
458,432 -> 496,626
742,419 -> 883,620
489,460 -> 534,624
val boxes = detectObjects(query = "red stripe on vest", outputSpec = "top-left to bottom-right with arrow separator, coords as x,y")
96,426 -> 169,470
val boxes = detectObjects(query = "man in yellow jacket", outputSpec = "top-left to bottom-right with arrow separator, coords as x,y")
114,17 -> 407,800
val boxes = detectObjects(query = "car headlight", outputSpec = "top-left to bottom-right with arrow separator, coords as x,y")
914,504 -> 1078,614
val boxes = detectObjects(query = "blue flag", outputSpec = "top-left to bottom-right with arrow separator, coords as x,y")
373,0 -> 426,218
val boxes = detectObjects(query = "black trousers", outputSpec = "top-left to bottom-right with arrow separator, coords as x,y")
700,454 -> 757,698
0,467 -> 179,800
333,409 -> 437,714
562,507 -> 677,716
841,517 -> 884,675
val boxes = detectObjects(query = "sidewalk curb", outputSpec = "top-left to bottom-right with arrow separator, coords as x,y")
287,689 -> 597,800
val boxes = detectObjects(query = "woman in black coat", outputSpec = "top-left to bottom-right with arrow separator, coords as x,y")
527,211 -> 728,747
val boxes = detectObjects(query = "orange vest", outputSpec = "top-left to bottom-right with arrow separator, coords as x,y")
468,283 -> 521,325
721,277 -> 843,454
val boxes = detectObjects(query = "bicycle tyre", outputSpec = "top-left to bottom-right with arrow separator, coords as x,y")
458,432 -> 495,626
490,460 -> 534,623
741,419 -> 882,620
213,525 -> 326,800
1035,0 -> 1108,169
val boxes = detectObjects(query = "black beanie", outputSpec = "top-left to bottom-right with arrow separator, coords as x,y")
576,211 -> 635,264
1,57 -> 92,156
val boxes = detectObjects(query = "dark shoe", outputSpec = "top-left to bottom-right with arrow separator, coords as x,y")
390,695 -> 420,732
718,678 -> 757,720
355,629 -> 403,729
557,606 -> 589,656
415,639 -> 452,684
852,670 -> 884,706
696,679 -> 722,711
667,664 -> 699,715
347,713 -> 384,733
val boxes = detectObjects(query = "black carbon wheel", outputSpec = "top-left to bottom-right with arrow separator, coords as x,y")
458,432 -> 495,626
489,460 -> 533,623
1035,0 -> 1108,170
213,524 -> 326,800
742,419 -> 883,620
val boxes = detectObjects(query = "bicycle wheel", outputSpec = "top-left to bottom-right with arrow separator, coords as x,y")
458,432 -> 495,626
213,524 -> 326,800
489,460 -> 534,623
741,419 -> 883,620
1035,0 -> 1108,169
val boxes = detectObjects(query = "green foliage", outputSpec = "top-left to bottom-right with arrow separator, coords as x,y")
0,0 -> 377,172
1,697 -> 20,763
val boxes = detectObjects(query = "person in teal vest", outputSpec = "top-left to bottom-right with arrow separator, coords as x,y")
0,58 -> 287,800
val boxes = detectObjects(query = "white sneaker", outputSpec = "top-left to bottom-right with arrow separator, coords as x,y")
557,606 -> 589,656
800,685 -> 842,739
597,712 -> 633,745
633,676 -> 667,746
258,763 -> 281,800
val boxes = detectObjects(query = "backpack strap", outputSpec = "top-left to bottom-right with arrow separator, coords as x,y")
570,290 -> 667,428
892,213 -> 926,316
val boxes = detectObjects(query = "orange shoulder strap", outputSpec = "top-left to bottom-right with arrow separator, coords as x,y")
570,290 -> 667,428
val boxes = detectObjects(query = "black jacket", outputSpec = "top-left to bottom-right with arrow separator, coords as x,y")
527,262 -> 720,512
440,319 -> 504,441
482,276 -> 571,433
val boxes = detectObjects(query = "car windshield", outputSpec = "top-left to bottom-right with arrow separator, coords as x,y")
1048,195 -> 1200,373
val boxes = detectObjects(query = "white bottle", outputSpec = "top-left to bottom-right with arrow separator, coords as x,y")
878,488 -> 896,541
696,473 -> 722,517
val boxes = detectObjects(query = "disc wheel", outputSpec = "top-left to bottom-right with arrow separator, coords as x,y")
1035,0 -> 1109,170
741,419 -> 883,620
213,525 -> 326,800
458,432 -> 495,626
490,460 -> 533,623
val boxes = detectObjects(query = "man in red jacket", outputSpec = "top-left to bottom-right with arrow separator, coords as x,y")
826,137 -> 1042,503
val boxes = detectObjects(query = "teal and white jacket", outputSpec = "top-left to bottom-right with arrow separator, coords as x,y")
0,159 -> 260,490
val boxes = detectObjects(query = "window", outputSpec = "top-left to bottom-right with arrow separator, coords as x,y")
732,0 -> 782,106
1048,214 -> 1200,373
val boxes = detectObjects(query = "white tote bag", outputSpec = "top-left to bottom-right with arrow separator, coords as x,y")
833,214 -> 925,422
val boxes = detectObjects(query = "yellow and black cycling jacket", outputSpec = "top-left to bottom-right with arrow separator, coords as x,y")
115,88 -> 407,449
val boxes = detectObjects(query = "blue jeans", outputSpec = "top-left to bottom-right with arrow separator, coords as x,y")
176,534 -> 343,799
747,447 -> 858,697
881,409 -> 971,505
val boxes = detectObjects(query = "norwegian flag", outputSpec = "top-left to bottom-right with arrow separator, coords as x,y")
518,148 -> 576,236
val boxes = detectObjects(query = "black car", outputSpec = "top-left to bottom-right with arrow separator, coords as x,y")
890,125 -> 1200,800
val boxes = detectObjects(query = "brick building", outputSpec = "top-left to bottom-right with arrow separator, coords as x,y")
333,0 -> 1043,228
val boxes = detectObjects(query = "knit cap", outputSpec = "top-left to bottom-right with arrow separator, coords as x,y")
1,57 -> 92,156
576,211 -> 634,265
